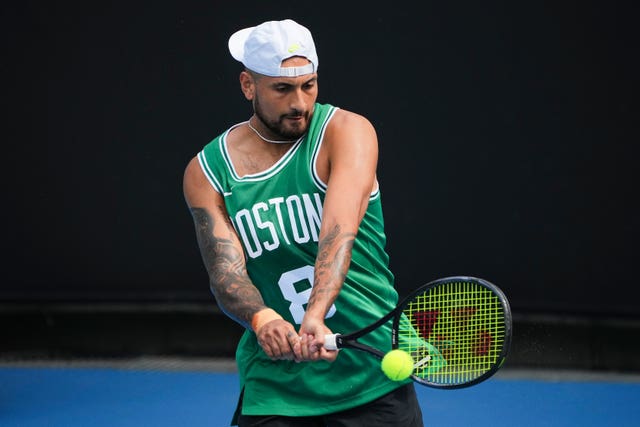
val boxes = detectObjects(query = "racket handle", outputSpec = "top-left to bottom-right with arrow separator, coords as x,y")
324,333 -> 340,350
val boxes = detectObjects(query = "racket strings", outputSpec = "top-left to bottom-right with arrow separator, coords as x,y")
397,280 -> 507,386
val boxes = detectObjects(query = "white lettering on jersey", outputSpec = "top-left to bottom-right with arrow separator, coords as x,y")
233,192 -> 323,259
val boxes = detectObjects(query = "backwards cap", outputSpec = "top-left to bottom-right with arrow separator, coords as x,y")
228,19 -> 318,77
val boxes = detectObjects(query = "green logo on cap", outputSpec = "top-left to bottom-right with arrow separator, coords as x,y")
288,43 -> 301,53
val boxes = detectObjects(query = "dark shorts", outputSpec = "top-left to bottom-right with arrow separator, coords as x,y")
236,383 -> 424,427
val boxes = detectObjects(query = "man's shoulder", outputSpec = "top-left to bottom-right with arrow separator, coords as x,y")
323,107 -> 374,135
319,105 -> 378,161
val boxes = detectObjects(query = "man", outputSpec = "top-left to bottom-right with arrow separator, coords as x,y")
183,19 -> 423,426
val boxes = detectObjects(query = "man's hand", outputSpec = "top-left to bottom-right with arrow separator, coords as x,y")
299,316 -> 339,362
255,318 -> 303,361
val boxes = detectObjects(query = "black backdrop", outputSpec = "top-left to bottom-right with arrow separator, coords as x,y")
3,1 -> 638,317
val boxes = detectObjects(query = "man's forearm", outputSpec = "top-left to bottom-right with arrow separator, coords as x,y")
308,223 -> 356,318
190,206 -> 266,328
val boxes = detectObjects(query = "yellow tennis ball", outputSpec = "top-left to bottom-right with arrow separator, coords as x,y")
381,349 -> 414,381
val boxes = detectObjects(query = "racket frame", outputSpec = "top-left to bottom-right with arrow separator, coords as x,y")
324,276 -> 512,389
393,276 -> 512,389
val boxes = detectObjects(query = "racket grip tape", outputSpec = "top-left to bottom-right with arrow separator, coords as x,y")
324,334 -> 340,350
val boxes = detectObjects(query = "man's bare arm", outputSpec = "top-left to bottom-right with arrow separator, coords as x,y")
300,110 -> 379,360
189,204 -> 266,328
308,223 -> 356,314
183,157 -> 302,360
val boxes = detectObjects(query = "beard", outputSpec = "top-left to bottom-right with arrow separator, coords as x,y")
253,96 -> 309,140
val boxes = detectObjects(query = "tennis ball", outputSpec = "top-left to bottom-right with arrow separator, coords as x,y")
381,349 -> 414,381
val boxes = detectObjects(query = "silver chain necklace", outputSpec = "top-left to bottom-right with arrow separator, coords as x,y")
247,118 -> 300,144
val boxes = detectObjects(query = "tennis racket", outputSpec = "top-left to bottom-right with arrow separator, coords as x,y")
324,276 -> 512,389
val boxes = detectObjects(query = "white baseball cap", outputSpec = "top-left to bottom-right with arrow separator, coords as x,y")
228,19 -> 318,77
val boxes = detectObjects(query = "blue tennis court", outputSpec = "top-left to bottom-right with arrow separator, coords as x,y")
1,362 -> 638,426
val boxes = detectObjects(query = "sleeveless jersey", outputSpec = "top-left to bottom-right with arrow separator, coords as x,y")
197,103 -> 411,418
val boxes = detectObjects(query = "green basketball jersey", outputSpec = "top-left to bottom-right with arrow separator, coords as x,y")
198,103 -> 411,419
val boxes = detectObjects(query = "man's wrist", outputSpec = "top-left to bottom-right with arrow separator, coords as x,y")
251,308 -> 283,332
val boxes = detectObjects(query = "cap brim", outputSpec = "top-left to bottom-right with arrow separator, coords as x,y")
228,27 -> 254,62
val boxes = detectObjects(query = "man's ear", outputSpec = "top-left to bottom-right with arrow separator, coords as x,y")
239,71 -> 255,100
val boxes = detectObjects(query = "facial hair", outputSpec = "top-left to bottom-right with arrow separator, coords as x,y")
253,95 -> 309,140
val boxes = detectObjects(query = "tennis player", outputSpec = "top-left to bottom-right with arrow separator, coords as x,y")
183,19 -> 423,426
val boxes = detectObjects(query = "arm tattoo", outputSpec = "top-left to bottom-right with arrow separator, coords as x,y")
190,206 -> 266,328
309,224 -> 356,311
